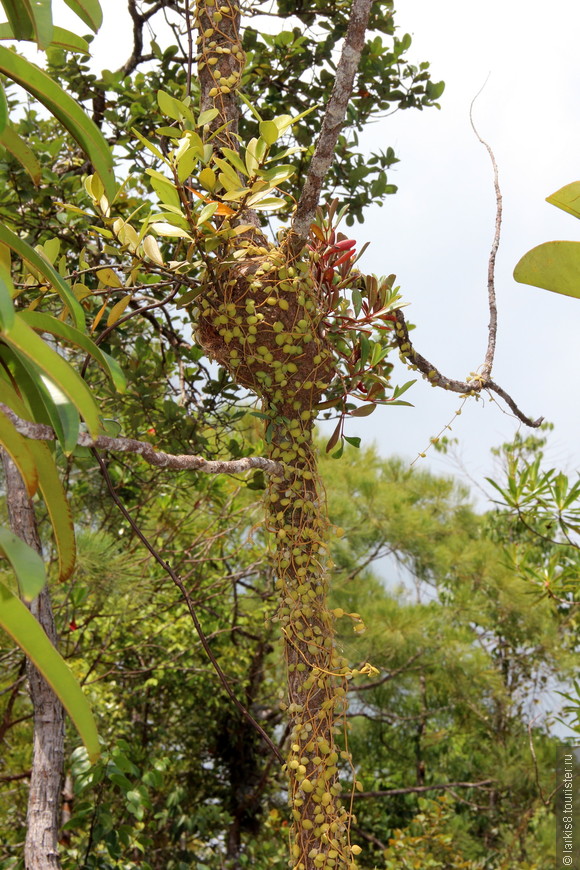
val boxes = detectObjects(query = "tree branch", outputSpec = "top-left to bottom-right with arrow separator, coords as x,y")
290,0 -> 373,249
392,311 -> 543,427
0,403 -> 283,476
352,779 -> 496,799
470,99 -> 500,381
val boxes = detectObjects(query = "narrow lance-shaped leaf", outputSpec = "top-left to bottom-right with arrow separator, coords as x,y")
0,263 -> 15,330
0,47 -> 115,202
62,0 -> 102,33
0,0 -> 34,40
0,527 -> 45,601
21,0 -> 53,50
0,123 -> 42,184
0,23 -> 90,54
19,310 -> 127,392
0,581 -> 100,761
0,378 -> 76,581
0,407 -> 38,496
3,317 -> 101,438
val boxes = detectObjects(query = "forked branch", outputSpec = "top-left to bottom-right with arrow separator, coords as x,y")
392,103 -> 542,429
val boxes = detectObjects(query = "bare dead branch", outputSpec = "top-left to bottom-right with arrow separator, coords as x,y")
290,0 -> 373,249
392,311 -> 543,427
0,403 -> 282,476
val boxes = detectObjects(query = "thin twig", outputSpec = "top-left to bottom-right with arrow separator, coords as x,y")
470,83 -> 500,380
352,779 -> 495,799
0,403 -> 283,476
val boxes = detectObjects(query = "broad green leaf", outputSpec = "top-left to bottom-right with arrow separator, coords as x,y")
0,379 -> 76,580
0,47 -> 115,201
3,317 -> 101,437
0,223 -> 85,328
546,181 -> 580,220
259,120 -> 279,146
220,147 -> 249,178
0,264 -> 15,330
62,0 -> 102,33
150,222 -> 192,239
0,581 -> 100,761
0,80 -> 7,134
157,89 -> 194,124
0,123 -> 41,183
513,241 -> 580,299
19,310 -> 127,393
0,407 -> 38,496
0,527 -> 45,600
197,108 -> 219,127
147,173 -> 181,210
22,0 -> 53,49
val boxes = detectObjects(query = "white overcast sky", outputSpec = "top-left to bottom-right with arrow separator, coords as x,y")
48,0 -> 580,501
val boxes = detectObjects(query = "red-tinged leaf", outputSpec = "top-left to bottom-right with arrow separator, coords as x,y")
325,420 -> 342,453
351,403 -> 377,418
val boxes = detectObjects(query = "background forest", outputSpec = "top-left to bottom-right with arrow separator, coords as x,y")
0,1 -> 578,869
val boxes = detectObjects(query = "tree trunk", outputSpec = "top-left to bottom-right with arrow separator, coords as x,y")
2,452 -> 65,870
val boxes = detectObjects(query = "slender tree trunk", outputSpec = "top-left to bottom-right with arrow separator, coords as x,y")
2,452 -> 65,870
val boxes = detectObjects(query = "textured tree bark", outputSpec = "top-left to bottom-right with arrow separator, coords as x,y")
1,452 -> 65,870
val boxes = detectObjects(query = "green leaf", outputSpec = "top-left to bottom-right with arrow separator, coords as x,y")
18,312 -> 126,392
259,120 -> 279,146
47,26 -> 90,53
0,0 -> 34,40
62,0 -> 102,32
0,47 -> 115,201
32,439 -> 75,580
0,123 -> 42,183
0,527 -> 45,601
546,181 -> 580,220
197,108 -> 219,127
0,223 -> 85,328
0,80 -> 7,134
157,89 -> 194,124
0,264 -> 15,330
21,0 -> 53,49
513,241 -> 580,299
0,379 -> 76,580
351,403 -> 376,417
0,581 -> 100,760
0,406 -> 38,496
3,317 -> 101,438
